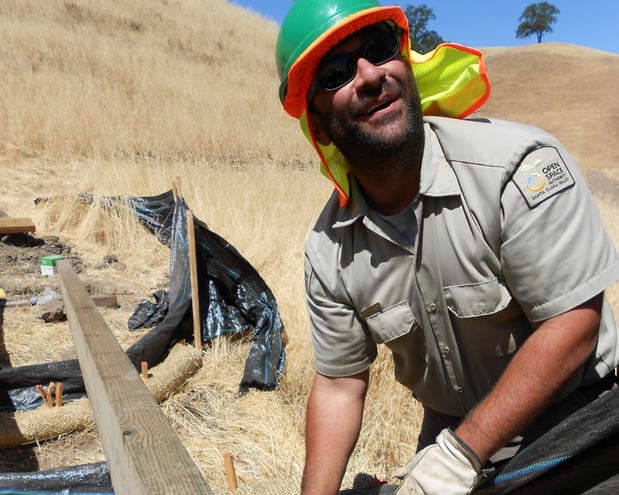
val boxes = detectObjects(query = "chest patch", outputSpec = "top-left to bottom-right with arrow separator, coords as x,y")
512,147 -> 575,208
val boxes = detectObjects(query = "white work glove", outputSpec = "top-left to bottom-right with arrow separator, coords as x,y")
393,428 -> 483,495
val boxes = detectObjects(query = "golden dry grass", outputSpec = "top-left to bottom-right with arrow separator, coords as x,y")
0,1 -> 618,493
478,42 -> 619,172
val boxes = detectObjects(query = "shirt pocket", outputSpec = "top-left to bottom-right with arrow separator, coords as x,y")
444,277 -> 512,318
364,301 -> 416,344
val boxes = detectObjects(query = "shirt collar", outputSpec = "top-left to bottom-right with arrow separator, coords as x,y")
332,180 -> 366,229
332,121 -> 461,229
418,122 -> 461,198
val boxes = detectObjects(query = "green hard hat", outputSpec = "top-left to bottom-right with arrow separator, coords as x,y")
276,0 -> 409,118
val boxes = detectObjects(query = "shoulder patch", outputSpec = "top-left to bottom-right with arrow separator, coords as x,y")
512,147 -> 575,208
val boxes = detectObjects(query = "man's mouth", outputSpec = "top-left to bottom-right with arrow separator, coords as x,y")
367,99 -> 394,115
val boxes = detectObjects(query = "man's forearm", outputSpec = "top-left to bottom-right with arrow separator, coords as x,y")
301,371 -> 368,495
455,295 -> 602,464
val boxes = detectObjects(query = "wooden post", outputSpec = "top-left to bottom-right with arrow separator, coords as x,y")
55,382 -> 63,407
141,361 -> 149,379
45,382 -> 54,408
173,177 -> 182,203
186,210 -> 201,350
35,384 -> 49,407
224,452 -> 238,492
56,259 -> 214,495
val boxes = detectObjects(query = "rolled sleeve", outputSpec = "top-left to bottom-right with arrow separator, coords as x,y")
304,252 -> 377,377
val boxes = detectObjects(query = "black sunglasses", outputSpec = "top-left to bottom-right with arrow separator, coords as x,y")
314,24 -> 401,92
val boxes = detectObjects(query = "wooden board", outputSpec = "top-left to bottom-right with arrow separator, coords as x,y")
4,294 -> 119,308
0,217 -> 36,234
56,259 -> 214,495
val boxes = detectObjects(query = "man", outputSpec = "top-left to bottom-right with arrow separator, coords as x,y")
275,1 -> 619,494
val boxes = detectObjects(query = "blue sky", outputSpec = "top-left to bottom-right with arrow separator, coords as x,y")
231,1 -> 619,54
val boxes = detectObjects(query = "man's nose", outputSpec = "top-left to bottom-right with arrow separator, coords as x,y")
353,57 -> 386,90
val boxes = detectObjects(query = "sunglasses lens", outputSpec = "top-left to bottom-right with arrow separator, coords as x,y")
365,31 -> 400,65
316,57 -> 356,91
315,26 -> 401,92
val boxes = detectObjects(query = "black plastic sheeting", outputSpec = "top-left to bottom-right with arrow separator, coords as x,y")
125,190 -> 176,245
476,386 -> 619,494
0,189 -> 286,412
0,359 -> 85,411
124,193 -> 286,391
127,289 -> 169,331
0,462 -> 112,494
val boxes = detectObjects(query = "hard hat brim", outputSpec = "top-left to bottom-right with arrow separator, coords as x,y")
282,6 -> 409,119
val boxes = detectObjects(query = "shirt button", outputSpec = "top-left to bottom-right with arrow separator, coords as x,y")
442,346 -> 451,357
427,303 -> 438,313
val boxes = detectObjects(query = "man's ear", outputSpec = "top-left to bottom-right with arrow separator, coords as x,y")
308,110 -> 331,146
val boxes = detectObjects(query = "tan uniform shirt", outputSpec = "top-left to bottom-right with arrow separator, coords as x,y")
304,116 -> 619,417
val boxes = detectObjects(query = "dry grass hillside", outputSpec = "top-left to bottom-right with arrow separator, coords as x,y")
478,42 -> 619,174
1,0 -> 618,493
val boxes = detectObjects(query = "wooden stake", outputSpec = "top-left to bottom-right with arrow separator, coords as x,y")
45,382 -> 54,408
55,382 -> 63,407
223,452 -> 238,492
174,177 -> 181,201
35,384 -> 49,406
186,210 -> 201,350
141,361 -> 149,379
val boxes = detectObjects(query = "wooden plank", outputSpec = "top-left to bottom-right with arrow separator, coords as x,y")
56,259 -> 214,495
90,294 -> 120,308
4,294 -> 119,308
0,217 -> 36,234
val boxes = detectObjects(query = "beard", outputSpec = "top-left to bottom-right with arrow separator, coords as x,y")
318,72 -> 425,173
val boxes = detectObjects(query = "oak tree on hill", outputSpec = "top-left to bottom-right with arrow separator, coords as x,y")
404,4 -> 445,53
516,2 -> 560,43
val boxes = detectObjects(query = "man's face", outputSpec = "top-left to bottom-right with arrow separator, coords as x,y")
308,23 -> 424,164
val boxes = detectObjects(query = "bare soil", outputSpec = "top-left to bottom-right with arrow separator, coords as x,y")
0,233 -> 82,300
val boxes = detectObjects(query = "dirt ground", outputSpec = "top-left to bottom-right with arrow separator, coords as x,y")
0,227 -> 167,475
0,232 -> 82,299
0,232 -> 89,471
0,229 -> 133,356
